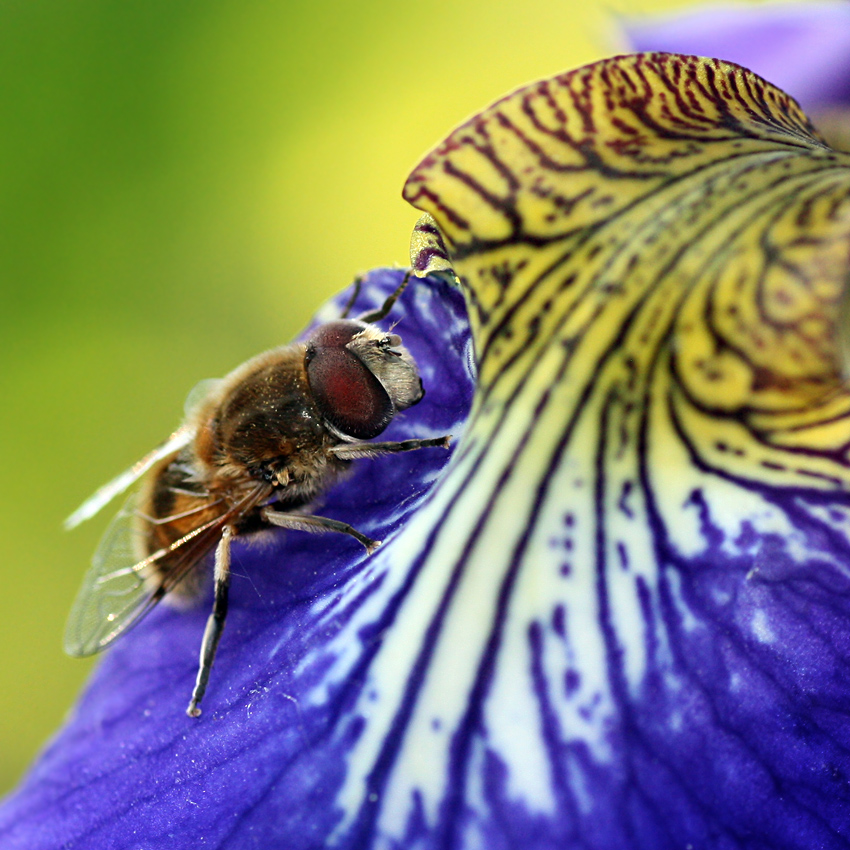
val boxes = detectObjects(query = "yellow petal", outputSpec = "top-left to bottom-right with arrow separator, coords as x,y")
405,53 -> 850,491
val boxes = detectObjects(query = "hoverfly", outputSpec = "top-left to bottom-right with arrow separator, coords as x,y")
65,272 -> 450,717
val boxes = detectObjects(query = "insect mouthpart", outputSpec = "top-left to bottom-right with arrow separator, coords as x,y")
345,326 -> 424,412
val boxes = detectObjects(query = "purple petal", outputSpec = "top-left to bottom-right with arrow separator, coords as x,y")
624,1 -> 850,109
0,268 -> 473,849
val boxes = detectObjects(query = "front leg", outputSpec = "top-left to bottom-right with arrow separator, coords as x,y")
260,507 -> 381,553
329,434 -> 451,461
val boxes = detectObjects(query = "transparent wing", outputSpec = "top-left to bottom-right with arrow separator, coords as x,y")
182,378 -> 222,418
63,492 -> 225,657
64,425 -> 195,530
64,482 -> 272,657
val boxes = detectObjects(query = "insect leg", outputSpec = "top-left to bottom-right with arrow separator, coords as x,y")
356,269 -> 412,324
260,507 -> 381,553
339,275 -> 363,319
328,434 -> 451,461
187,525 -> 233,718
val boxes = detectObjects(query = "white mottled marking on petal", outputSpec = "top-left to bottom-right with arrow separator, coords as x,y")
751,608 -> 776,644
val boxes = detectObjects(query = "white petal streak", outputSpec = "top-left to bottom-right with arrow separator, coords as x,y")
327,343 -> 643,837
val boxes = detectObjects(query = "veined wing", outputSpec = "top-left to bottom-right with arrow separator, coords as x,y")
64,425 -> 195,530
64,483 -> 272,657
63,491 -> 225,656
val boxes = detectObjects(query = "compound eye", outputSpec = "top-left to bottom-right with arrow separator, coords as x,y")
308,320 -> 365,349
306,346 -> 394,440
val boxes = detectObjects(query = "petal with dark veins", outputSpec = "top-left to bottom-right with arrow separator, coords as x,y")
622,2 -> 850,151
402,53 -> 850,849
623,1 -> 850,109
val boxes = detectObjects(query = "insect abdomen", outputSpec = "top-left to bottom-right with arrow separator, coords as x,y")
136,450 -> 225,600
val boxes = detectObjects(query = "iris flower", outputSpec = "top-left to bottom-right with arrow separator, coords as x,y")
4,51 -> 850,849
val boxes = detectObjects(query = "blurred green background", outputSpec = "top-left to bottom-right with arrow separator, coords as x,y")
0,0 -> 703,794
